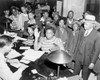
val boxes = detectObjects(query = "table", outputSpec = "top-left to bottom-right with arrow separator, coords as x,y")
19,54 -> 74,80
9,41 -> 74,80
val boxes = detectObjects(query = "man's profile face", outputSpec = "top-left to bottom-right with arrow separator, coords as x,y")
4,43 -> 13,53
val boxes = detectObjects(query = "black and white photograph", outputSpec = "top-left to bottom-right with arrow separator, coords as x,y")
0,0 -> 100,80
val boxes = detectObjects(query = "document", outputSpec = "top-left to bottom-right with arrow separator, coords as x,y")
21,49 -> 45,62
6,49 -> 21,59
8,59 -> 22,68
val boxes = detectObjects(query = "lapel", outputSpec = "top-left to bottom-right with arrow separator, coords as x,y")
84,29 -> 96,41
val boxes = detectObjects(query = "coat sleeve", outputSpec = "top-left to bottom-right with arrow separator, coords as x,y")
91,34 -> 100,64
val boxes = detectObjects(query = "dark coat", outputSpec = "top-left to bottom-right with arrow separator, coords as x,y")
65,25 -> 73,51
75,29 -> 100,66
68,31 -> 80,55
71,27 -> 84,60
22,21 -> 29,36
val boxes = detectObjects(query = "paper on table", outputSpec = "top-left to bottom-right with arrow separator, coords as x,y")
57,77 -> 68,80
21,49 -> 45,62
20,59 -> 31,64
31,69 -> 47,79
9,59 -> 22,68
31,69 -> 38,74
68,75 -> 83,80
6,49 -> 21,59
20,46 -> 30,50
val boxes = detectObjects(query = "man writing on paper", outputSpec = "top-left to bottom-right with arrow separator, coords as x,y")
0,35 -> 28,80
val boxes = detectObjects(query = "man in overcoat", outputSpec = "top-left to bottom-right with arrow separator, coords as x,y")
74,14 -> 100,80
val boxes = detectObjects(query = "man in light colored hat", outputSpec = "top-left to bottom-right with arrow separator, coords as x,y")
73,14 -> 100,80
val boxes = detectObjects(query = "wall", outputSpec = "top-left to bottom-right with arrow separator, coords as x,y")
63,0 -> 87,20
86,0 -> 100,22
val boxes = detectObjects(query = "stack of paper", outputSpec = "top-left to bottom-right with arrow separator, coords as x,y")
21,49 -> 45,62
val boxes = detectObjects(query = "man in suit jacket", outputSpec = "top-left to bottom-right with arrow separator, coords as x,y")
73,14 -> 100,80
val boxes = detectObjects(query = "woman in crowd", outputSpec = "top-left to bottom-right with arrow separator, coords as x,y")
23,26 -> 35,46
35,3 -> 42,15
34,26 -> 64,52
55,18 -> 68,51
23,11 -> 36,36
52,12 -> 60,26
0,35 -> 27,80
35,3 -> 42,19
67,22 -> 82,69
0,10 -> 12,31
66,10 -> 76,30
68,22 -> 81,55
18,4 -> 28,31
27,11 -> 36,27
40,10 -> 49,26
9,6 -> 20,30
41,2 -> 50,12
35,3 -> 42,30
0,10 -> 10,34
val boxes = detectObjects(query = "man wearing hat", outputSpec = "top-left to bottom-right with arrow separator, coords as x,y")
73,14 -> 100,80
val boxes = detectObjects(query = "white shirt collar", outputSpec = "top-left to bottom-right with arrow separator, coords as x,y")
84,28 -> 93,37
22,13 -> 28,16
0,53 -> 6,62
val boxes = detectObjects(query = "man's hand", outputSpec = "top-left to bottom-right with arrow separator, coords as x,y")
88,63 -> 94,69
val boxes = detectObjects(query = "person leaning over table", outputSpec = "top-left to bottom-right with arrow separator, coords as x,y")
34,26 -> 64,52
0,35 -> 28,80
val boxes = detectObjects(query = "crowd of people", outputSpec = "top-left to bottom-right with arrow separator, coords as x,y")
0,2 -> 100,80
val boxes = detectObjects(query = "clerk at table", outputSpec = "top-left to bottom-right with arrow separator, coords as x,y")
0,35 -> 27,80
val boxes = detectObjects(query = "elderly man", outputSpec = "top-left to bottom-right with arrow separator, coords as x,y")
73,14 -> 100,80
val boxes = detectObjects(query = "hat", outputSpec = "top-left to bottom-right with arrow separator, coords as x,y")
85,14 -> 95,21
